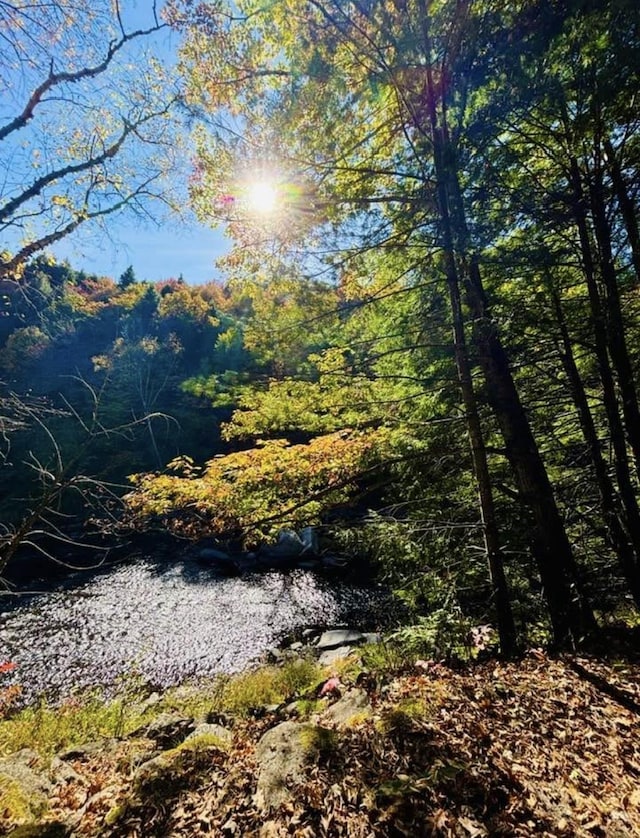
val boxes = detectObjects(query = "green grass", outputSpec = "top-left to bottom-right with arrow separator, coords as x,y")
0,657 -> 324,759
0,691 -> 154,759
220,657 -> 322,716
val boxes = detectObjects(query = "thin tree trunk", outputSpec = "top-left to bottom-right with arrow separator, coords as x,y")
588,157 -> 640,478
567,155 -> 640,583
439,201 -> 518,656
411,3 -> 516,655
460,252 -> 595,642
604,137 -> 640,287
552,289 -> 640,607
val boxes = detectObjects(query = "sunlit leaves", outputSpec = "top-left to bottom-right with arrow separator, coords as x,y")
125,429 -> 387,543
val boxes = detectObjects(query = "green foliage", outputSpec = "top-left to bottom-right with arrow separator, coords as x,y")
377,699 -> 428,737
388,608 -> 477,662
298,725 -> 338,760
118,266 -> 137,289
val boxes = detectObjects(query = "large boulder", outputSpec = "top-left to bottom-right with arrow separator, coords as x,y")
321,688 -> 372,727
257,531 -> 304,567
319,646 -> 355,667
133,729 -> 227,794
185,723 -> 232,747
254,722 -> 311,813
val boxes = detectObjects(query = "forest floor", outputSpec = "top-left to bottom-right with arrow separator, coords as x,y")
4,645 -> 640,837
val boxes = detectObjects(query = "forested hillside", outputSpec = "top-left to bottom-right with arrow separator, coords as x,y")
0,258 -> 252,570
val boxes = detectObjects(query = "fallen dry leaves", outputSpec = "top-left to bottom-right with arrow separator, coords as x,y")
43,653 -> 640,837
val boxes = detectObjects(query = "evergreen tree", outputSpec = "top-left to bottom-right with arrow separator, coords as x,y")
118,265 -> 137,289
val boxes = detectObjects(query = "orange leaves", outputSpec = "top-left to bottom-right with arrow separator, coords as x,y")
125,430 -> 385,542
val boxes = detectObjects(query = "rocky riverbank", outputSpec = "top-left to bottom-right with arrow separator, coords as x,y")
2,636 -> 640,837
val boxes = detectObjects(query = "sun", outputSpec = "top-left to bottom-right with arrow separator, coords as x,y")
246,180 -> 278,214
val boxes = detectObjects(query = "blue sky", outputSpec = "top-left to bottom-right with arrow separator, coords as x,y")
48,3 -> 233,284
2,1 -> 233,285
49,218 -> 231,285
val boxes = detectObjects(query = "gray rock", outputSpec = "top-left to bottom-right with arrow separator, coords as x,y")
265,647 -> 285,663
321,688 -> 372,727
132,752 -> 173,791
140,691 -> 162,711
316,629 -> 365,650
133,738 -> 221,793
300,527 -> 319,554
276,530 -> 304,552
254,721 -> 311,812
282,701 -> 300,717
289,641 -> 304,652
186,723 -> 232,747
319,645 -> 354,667
302,628 -> 320,640
57,740 -> 109,761
143,712 -> 194,748
50,756 -> 82,784
362,632 -> 382,645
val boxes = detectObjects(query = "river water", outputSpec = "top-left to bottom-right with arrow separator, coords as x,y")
0,559 -> 394,704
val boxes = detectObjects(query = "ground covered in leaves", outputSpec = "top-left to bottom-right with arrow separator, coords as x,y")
8,650 -> 640,837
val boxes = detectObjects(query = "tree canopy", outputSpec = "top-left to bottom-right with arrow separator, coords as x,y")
2,0 -> 640,655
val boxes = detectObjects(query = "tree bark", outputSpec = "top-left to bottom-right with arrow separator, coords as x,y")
437,187 -> 518,656
567,154 -> 640,594
588,155 -> 640,479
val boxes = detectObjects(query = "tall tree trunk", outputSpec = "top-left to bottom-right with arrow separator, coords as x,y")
567,155 -> 640,583
460,251 -> 595,643
417,5 -> 594,645
552,289 -> 640,607
438,196 -> 518,656
410,1 -> 517,655
588,156 -> 640,479
603,136 -> 640,287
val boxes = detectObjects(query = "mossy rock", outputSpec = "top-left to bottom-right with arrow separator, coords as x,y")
320,688 -> 372,727
133,730 -> 228,794
254,721 -> 335,813
0,750 -> 51,826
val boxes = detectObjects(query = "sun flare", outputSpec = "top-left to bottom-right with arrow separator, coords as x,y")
246,180 -> 278,214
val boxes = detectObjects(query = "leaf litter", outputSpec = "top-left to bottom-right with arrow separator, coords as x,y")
40,652 -> 640,836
